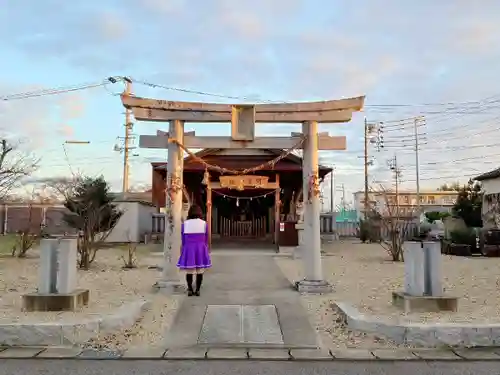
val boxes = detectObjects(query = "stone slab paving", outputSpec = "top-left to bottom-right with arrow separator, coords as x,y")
198,304 -> 284,345
0,346 -> 500,361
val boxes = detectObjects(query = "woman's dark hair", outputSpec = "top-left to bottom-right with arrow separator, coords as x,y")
187,205 -> 203,220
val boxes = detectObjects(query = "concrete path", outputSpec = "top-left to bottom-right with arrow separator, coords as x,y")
163,252 -> 319,349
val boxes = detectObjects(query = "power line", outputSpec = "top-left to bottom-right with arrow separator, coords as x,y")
0,77 -> 125,101
133,78 -> 500,111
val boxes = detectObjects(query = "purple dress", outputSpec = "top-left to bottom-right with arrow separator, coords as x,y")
177,218 -> 212,270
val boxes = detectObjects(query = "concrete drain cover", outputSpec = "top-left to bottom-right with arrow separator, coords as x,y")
198,305 -> 284,345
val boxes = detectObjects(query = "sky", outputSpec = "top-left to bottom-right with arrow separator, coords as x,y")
2,0 -> 500,208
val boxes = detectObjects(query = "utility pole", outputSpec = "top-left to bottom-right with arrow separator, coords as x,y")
122,78 -> 133,194
330,167 -> 335,212
363,117 -> 369,219
389,155 -> 402,221
342,183 -> 346,210
414,116 -> 423,220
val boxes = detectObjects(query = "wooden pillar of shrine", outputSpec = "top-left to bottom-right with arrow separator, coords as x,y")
274,174 -> 281,248
297,121 -> 332,293
157,119 -> 185,292
206,180 -> 212,250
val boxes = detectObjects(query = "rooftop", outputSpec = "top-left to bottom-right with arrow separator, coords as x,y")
474,167 -> 500,181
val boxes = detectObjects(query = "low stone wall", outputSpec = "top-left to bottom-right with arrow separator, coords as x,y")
334,302 -> 500,347
0,300 -> 150,346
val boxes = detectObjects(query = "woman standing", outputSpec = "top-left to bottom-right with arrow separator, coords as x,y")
177,205 -> 212,296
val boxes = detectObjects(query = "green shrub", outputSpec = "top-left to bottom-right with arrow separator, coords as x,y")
450,228 -> 475,245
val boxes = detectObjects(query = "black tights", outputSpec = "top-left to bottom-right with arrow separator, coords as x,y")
186,273 -> 203,292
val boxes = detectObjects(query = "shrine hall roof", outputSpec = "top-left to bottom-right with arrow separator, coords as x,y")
151,148 -> 332,173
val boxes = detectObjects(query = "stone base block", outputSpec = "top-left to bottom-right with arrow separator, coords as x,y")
392,291 -> 458,313
22,289 -> 89,312
153,280 -> 186,295
295,279 -> 333,294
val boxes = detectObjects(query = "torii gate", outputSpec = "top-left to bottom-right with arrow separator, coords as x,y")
121,94 -> 365,293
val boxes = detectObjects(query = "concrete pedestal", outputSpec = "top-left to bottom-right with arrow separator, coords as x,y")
395,241 -> 457,312
392,291 -> 458,313
24,238 -> 88,311
23,289 -> 89,312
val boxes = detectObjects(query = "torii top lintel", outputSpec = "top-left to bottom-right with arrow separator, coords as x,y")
121,94 -> 365,124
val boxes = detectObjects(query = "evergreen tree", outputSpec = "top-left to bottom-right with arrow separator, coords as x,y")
63,176 -> 122,269
452,179 -> 482,227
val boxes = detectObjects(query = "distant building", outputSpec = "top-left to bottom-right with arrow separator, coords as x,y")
353,190 -> 459,221
474,167 -> 500,228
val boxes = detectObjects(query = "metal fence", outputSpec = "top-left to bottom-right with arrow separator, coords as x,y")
320,214 -> 358,237
152,212 -> 360,238
319,213 -> 419,240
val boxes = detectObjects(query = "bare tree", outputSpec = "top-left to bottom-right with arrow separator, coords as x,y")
10,188 -> 47,258
41,175 -> 80,202
0,139 -> 39,200
368,185 -> 418,262
121,230 -> 138,269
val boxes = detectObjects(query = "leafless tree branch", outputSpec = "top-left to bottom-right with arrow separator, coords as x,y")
0,139 -> 39,201
367,184 -> 418,261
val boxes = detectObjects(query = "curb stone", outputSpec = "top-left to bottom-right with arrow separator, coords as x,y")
206,348 -> 248,360
0,300 -> 150,347
289,349 -> 333,361
0,346 -> 499,361
247,349 -> 290,360
333,301 -> 500,347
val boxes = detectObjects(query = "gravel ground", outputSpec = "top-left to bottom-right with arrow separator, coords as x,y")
275,240 -> 500,326
275,246 -> 409,349
0,247 -> 181,349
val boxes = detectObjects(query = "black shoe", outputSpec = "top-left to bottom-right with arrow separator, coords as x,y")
194,291 -> 200,296
188,290 -> 194,296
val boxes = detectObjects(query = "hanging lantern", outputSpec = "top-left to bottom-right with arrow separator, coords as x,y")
202,168 -> 210,185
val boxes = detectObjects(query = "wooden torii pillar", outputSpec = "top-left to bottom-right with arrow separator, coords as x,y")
121,94 -> 365,294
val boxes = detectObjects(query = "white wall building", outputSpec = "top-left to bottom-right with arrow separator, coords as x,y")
474,168 -> 500,228
105,199 -> 156,243
353,190 -> 459,221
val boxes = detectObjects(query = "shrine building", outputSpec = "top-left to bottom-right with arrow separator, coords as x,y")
150,148 -> 332,248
